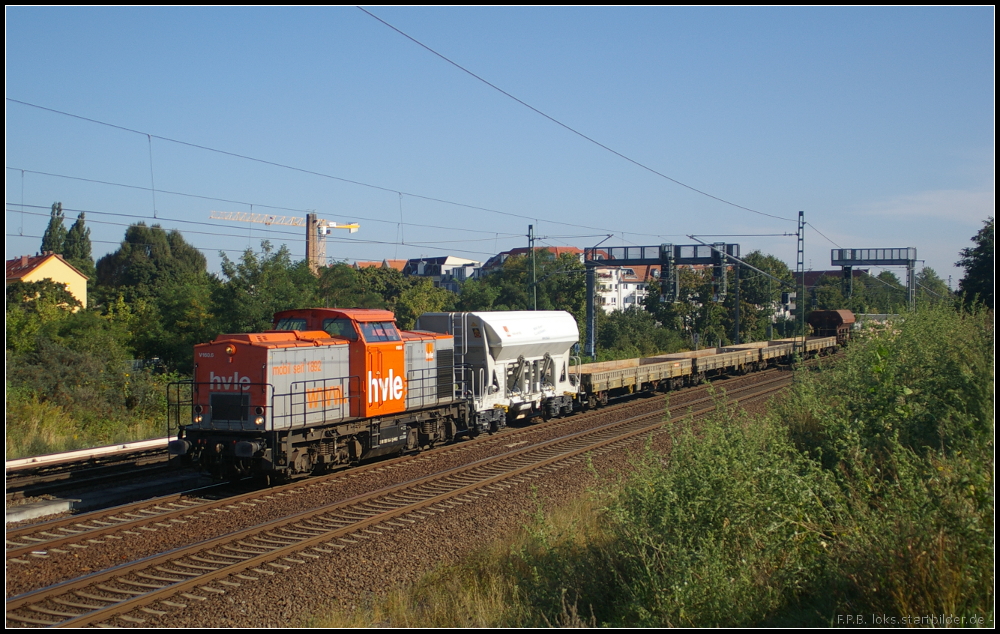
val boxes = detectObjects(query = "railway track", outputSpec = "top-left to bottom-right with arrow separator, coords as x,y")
6,371 -> 793,627
6,440 -> 174,506
6,366 -> 786,564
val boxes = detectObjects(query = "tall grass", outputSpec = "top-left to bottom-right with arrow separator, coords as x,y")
5,373 -> 172,460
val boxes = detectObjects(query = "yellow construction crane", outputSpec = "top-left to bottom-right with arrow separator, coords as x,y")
210,211 -> 359,273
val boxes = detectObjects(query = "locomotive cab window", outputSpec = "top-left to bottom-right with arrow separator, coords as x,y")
322,318 -> 359,340
359,321 -> 401,342
274,317 -> 308,331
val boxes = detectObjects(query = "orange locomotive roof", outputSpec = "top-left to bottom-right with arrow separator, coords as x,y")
203,331 -> 348,349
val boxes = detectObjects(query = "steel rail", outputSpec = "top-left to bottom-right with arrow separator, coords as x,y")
6,368 -> 787,560
6,374 -> 792,627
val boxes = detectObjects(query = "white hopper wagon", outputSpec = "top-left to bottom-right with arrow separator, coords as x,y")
414,311 -> 580,433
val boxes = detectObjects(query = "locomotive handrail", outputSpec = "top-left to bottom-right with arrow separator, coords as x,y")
403,365 -> 458,408
450,363 -> 480,405
167,380 -> 277,433
284,375 -> 359,430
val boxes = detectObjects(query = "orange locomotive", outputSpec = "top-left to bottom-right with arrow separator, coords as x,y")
168,308 -> 466,480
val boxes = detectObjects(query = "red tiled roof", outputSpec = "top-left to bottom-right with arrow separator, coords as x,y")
6,252 -> 88,281
622,265 -> 657,282
383,259 -> 407,271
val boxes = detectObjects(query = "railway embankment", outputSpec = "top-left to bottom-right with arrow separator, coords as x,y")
313,304 -> 994,627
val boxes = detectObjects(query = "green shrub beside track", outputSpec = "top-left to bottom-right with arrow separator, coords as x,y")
315,304 -> 994,627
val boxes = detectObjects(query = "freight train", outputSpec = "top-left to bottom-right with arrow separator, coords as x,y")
167,308 -> 851,480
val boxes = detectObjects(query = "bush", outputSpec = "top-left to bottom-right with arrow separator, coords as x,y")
774,304 -> 994,623
604,409 -> 843,626
5,307 -> 177,459
508,303 -> 994,626
311,304 -> 993,627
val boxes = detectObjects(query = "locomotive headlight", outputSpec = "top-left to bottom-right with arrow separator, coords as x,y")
225,344 -> 237,356
255,416 -> 265,425
193,415 -> 203,423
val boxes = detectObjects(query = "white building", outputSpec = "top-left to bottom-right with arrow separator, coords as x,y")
595,265 -> 658,313
404,256 -> 482,292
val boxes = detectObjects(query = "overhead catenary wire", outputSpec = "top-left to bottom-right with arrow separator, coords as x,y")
6,98 -> 621,234
7,99 -> 890,274
7,206 -> 520,259
5,232 -> 293,258
358,6 -> 795,224
4,167 -> 525,239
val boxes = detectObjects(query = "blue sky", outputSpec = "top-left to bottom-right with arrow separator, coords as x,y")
6,7 -> 994,288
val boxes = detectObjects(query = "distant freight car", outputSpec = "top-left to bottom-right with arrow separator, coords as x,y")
807,310 -> 856,345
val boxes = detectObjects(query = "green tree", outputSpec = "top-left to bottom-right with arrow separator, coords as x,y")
6,280 -> 82,356
646,266 -> 734,348
212,241 -> 317,334
956,217 -> 994,309
863,270 -> 907,313
739,252 -> 794,306
62,212 -> 95,279
810,274 -> 847,311
130,281 -> 218,372
95,223 -> 209,304
643,252 -> 801,349
316,264 -> 385,309
394,278 -> 455,329
644,267 -> 705,340
596,305 -> 682,360
6,279 -> 80,309
455,278 -> 501,312
92,223 -> 214,370
469,251 -> 586,323
914,266 -> 952,305
355,266 -> 409,309
729,251 -> 795,342
40,202 -> 67,254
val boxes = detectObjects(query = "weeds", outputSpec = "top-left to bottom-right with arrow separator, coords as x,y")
5,370 -> 173,460
309,304 -> 993,628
